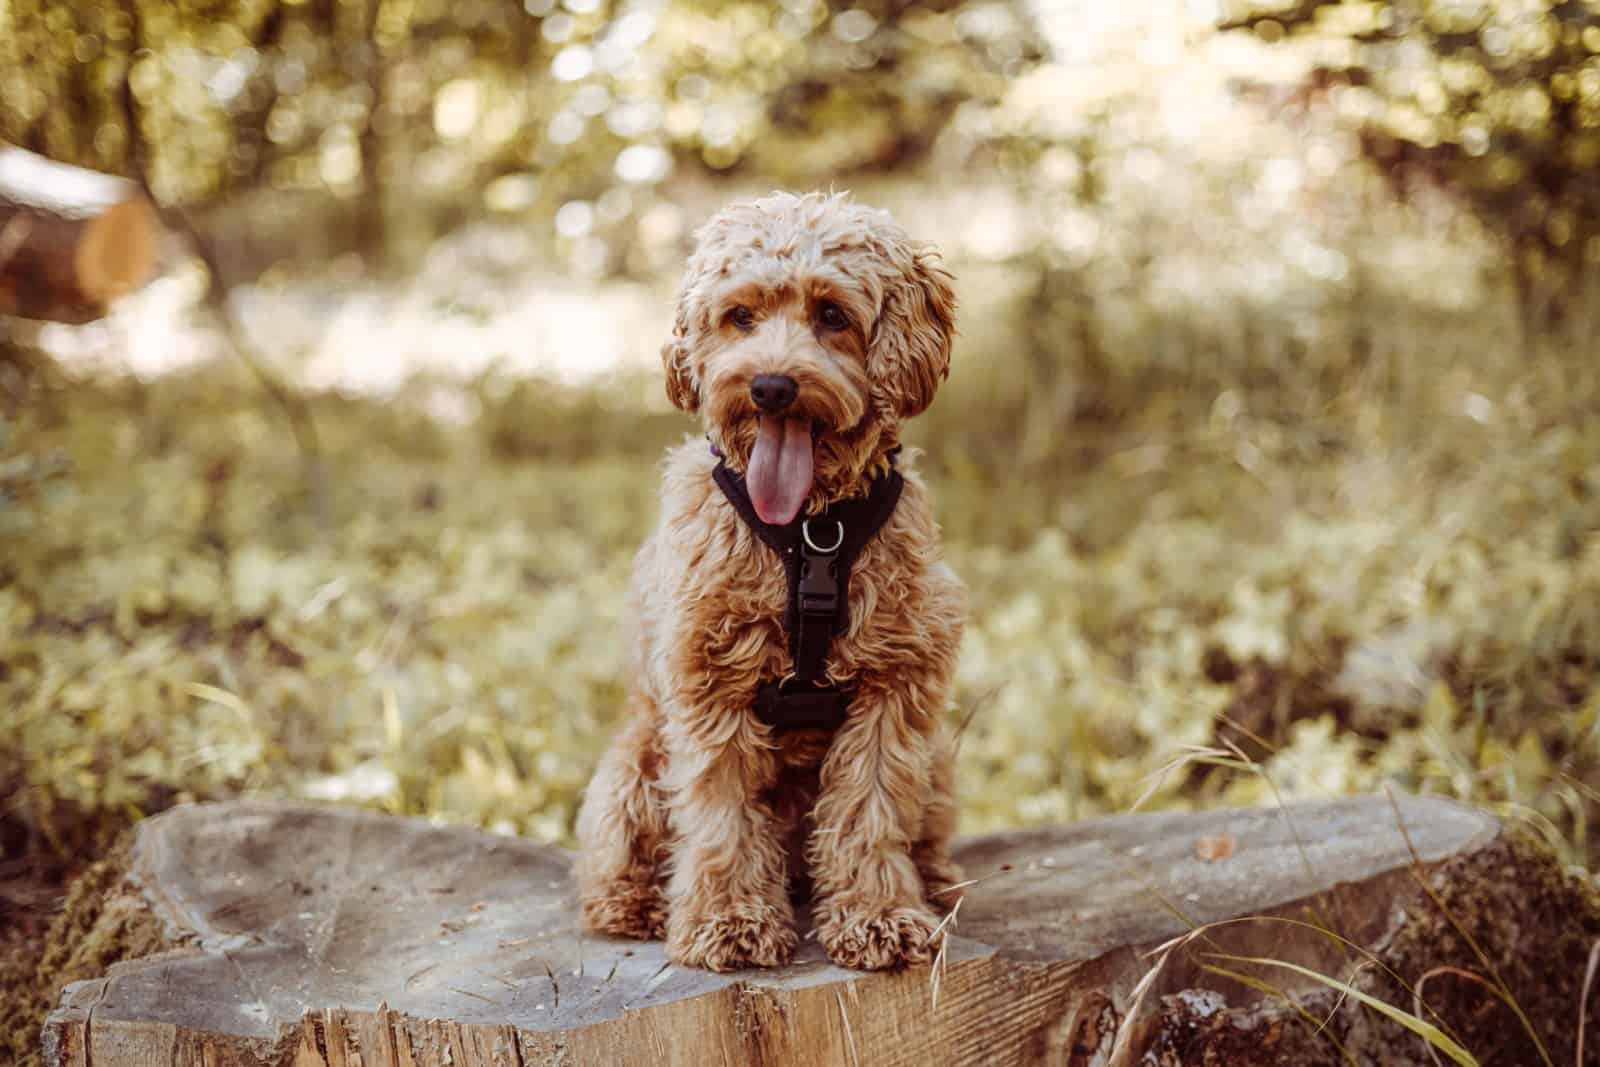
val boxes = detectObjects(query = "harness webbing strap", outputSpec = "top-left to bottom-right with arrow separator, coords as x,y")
711,453 -> 903,732
753,679 -> 857,732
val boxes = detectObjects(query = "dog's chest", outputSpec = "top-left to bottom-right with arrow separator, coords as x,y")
688,516 -> 900,683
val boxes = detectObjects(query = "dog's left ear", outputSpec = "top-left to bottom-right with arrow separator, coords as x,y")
870,249 -> 956,419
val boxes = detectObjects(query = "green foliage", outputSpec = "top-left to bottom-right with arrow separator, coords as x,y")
0,367 -> 664,850
1222,0 -> 1600,326
5,272 -> 1600,866
0,0 -> 1038,273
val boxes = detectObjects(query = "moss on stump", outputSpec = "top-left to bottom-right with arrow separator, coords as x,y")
3,831 -> 172,1067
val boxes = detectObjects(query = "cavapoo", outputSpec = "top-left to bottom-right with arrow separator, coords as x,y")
576,190 -> 964,973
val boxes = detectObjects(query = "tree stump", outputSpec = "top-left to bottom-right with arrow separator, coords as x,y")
0,145 -> 160,324
39,796 -> 1600,1066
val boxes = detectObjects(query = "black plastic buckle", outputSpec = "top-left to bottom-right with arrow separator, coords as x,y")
798,556 -> 839,616
753,680 -> 855,733
797,518 -> 844,618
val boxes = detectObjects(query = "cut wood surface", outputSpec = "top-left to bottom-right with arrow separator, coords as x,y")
40,796 -> 1600,1066
0,145 -> 159,323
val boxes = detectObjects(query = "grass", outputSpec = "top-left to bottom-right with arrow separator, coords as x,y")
5,254 -> 1600,857
1200,956 -> 1478,1066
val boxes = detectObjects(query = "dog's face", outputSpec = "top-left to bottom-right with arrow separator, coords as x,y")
662,192 -> 956,524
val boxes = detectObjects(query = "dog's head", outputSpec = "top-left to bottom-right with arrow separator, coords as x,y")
661,191 -> 956,524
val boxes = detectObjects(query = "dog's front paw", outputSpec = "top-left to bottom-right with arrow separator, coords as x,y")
817,904 -> 940,971
580,880 -> 668,941
667,907 -> 798,972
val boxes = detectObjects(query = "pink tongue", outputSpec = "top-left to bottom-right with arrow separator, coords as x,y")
747,417 -> 813,525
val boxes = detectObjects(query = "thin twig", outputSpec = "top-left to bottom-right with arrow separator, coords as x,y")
118,0 -> 327,520
951,682 -> 1003,760
930,863 -> 1020,898
1578,938 -> 1600,1067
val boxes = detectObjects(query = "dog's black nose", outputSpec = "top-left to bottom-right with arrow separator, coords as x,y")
751,375 -> 798,414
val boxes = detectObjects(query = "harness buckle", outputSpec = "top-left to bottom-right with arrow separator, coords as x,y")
797,519 -> 843,617
754,679 -> 855,733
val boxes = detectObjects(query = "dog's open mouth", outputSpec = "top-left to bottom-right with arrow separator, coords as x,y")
747,415 -> 813,525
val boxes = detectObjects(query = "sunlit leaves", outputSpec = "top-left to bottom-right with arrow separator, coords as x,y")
0,0 -> 1039,280
1227,0 -> 1600,322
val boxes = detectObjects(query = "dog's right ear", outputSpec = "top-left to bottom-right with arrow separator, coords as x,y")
663,221 -> 726,413
661,333 -> 698,412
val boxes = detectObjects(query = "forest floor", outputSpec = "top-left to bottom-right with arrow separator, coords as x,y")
6,278 -> 1600,1058
8,285 -> 1600,846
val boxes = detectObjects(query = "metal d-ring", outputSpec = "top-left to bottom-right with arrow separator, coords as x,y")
802,518 -> 845,554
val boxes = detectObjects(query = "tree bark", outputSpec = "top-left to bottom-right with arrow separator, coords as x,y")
37,796 -> 1600,1066
0,146 -> 159,324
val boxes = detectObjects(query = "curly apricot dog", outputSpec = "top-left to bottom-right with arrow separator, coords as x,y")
576,191 -> 964,972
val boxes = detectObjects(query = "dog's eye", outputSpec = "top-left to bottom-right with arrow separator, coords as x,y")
817,302 -> 849,332
727,306 -> 755,331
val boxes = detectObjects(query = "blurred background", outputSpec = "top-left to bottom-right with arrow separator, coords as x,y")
4,0 -> 1600,1018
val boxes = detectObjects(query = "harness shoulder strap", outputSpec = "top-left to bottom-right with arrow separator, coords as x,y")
712,462 -> 791,558
710,456 -> 904,705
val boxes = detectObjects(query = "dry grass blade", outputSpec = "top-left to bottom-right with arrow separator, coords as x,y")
1130,746 -> 1238,813
835,988 -> 860,1067
1215,711 -> 1282,758
1412,966 -> 1528,1067
1197,962 -> 1358,1065
1133,739 -> 1346,950
1561,771 -> 1600,808
928,894 -> 964,1012
1495,801 -> 1572,857
1216,737 -> 1319,884
1311,959 -> 1376,1041
1212,733 -> 1346,945
1107,924 -> 1216,1067
1383,785 -> 1556,1067
1202,952 -> 1481,1067
1131,915 -> 1468,1044
951,682 -> 1003,760
1578,937 -> 1600,1067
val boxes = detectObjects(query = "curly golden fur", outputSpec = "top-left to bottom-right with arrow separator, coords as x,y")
575,191 -> 965,972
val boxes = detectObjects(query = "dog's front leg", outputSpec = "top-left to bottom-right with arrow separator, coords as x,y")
661,701 -> 797,971
809,680 -> 943,970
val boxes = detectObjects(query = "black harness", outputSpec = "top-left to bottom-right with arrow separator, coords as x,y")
711,451 -> 903,734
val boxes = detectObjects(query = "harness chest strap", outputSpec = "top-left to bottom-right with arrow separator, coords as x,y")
710,452 -> 904,733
